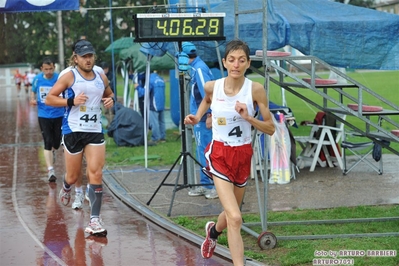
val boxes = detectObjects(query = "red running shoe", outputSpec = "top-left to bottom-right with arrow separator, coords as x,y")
201,221 -> 217,259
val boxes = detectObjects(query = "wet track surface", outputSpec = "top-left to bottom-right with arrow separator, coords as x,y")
0,83 -> 230,265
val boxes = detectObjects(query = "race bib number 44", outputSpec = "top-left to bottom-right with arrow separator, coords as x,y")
78,106 -> 101,130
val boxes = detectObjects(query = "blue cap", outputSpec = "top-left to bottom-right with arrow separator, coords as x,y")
182,42 -> 197,55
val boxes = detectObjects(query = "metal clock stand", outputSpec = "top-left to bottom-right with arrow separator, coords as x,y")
146,43 -> 204,217
137,7 -> 226,216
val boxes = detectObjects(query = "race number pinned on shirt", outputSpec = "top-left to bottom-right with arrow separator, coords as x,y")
78,106 -> 101,130
39,86 -> 52,103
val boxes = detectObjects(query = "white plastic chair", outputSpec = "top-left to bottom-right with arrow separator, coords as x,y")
296,114 -> 346,172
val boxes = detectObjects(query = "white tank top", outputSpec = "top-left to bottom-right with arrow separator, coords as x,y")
62,68 -> 105,134
210,78 -> 255,146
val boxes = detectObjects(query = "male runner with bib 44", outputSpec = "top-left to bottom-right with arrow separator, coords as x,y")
46,40 -> 114,236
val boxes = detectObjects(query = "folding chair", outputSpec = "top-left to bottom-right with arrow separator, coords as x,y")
296,112 -> 346,172
295,124 -> 327,168
341,138 -> 383,175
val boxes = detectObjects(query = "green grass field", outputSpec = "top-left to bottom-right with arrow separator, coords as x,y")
254,70 -> 399,129
108,70 -> 399,167
171,205 -> 399,266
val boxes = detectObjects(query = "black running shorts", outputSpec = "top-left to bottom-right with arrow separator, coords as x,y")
38,117 -> 63,151
62,132 -> 105,154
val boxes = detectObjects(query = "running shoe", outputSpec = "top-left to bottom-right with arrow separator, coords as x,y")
201,221 -> 217,259
205,188 -> 219,199
48,169 -> 56,182
85,217 -> 107,236
188,186 -> 207,197
59,187 -> 71,206
72,192 -> 84,210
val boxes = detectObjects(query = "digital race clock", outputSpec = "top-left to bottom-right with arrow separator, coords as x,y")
133,13 -> 226,42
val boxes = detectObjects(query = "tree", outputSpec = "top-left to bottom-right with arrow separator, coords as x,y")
0,0 -> 163,66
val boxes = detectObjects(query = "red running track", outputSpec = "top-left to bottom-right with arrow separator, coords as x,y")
0,80 -> 228,266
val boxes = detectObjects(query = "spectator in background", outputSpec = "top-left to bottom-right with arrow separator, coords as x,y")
183,42 -> 218,199
100,61 -> 115,93
136,72 -> 166,145
148,71 -> 166,145
135,72 -> 146,118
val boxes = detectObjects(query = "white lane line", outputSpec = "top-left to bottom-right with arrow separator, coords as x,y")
11,102 -> 66,266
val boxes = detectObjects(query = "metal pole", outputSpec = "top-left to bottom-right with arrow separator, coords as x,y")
144,54 -> 152,169
109,0 -> 117,98
206,0 -> 224,77
57,11 -> 65,70
234,0 -> 239,37
261,0 -> 270,232
177,41 -> 189,184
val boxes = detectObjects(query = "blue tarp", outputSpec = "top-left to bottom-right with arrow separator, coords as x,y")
139,0 -> 399,70
211,0 -> 399,70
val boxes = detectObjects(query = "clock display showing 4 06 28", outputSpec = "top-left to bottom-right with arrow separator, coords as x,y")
133,13 -> 226,42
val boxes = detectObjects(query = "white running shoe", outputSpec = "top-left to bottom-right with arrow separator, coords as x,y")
205,188 -> 219,199
85,217 -> 107,236
188,186 -> 207,196
48,169 -> 56,182
72,192 -> 84,210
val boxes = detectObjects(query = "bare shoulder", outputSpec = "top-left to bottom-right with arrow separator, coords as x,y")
251,80 -> 266,97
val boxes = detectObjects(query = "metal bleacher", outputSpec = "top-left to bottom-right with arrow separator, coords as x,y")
249,54 -> 399,156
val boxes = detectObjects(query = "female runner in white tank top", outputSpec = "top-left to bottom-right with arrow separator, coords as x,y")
184,39 -> 275,266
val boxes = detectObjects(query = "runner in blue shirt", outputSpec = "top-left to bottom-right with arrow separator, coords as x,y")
30,57 -> 64,182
